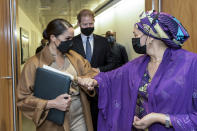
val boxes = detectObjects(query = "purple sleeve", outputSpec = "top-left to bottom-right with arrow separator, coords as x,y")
94,66 -> 127,131
170,58 -> 197,131
170,112 -> 197,130
170,87 -> 197,130
95,72 -> 111,119
94,71 -> 114,131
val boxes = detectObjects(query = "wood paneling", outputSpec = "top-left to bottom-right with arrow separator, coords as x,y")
145,0 -> 152,11
0,0 -> 16,130
145,0 -> 159,12
162,0 -> 197,53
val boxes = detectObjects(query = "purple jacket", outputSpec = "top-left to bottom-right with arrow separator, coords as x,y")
95,48 -> 197,131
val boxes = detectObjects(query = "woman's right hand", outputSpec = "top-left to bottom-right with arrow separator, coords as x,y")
46,93 -> 71,111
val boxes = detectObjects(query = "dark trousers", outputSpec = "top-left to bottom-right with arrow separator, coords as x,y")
88,95 -> 98,131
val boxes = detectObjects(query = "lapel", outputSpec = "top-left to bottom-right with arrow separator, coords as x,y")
66,50 -> 80,76
91,34 -> 99,64
75,34 -> 86,58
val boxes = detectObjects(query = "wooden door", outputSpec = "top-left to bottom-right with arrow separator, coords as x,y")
0,0 -> 18,131
161,0 -> 197,53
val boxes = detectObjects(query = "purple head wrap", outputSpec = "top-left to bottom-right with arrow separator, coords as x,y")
136,10 -> 190,48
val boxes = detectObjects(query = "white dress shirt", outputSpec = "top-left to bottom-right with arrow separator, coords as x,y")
80,33 -> 94,54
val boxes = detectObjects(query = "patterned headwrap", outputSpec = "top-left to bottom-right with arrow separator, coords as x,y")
136,10 -> 189,48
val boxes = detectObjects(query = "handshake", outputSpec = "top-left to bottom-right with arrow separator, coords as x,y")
76,77 -> 98,91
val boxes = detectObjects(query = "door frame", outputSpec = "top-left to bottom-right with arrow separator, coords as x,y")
9,0 -> 19,131
145,0 -> 162,12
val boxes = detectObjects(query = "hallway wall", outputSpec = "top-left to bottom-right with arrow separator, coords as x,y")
94,0 -> 145,60
18,6 -> 41,131
18,7 -> 42,58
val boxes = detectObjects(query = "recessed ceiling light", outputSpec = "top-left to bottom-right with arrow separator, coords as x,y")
61,11 -> 68,15
39,6 -> 51,10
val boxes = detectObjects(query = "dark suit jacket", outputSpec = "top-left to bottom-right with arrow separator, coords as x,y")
110,43 -> 128,66
72,34 -> 116,72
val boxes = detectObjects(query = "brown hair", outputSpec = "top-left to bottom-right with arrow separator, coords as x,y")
105,31 -> 114,37
43,18 -> 73,41
77,9 -> 95,23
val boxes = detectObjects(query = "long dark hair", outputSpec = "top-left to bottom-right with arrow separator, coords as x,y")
43,19 -> 73,41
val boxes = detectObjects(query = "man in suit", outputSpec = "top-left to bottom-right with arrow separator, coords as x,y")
72,9 -> 117,131
105,31 -> 128,67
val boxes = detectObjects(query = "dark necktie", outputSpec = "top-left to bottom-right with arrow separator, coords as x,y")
86,37 -> 92,62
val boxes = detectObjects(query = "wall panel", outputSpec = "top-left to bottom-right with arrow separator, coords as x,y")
162,0 -> 197,53
0,0 -> 14,130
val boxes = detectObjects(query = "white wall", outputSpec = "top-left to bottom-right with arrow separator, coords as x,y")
75,0 -> 145,60
18,7 -> 41,131
18,7 -> 42,58
95,0 -> 145,60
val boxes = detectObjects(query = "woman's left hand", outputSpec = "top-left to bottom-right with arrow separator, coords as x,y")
133,113 -> 168,130
77,77 -> 98,90
133,113 -> 158,130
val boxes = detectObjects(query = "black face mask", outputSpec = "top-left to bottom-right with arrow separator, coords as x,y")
132,38 -> 146,54
107,36 -> 115,44
81,27 -> 94,36
57,40 -> 73,54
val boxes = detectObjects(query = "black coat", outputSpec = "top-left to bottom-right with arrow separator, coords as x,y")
71,34 -> 117,72
110,43 -> 128,67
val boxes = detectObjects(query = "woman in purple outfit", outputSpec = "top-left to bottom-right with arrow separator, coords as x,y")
77,10 -> 197,131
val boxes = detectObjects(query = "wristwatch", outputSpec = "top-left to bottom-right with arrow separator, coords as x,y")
165,114 -> 170,128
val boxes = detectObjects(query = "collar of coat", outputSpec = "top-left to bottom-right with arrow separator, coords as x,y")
36,45 -> 82,70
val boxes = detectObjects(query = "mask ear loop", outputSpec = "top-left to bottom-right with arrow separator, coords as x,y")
54,37 -> 62,48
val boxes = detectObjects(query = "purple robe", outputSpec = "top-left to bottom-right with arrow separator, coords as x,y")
95,48 -> 197,131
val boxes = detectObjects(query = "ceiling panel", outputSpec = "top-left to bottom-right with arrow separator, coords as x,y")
19,0 -> 109,32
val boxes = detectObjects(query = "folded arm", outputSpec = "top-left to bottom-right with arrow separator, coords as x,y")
17,62 -> 71,127
17,62 -> 49,127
